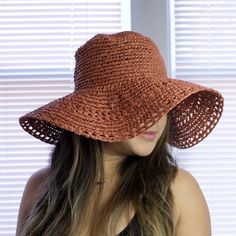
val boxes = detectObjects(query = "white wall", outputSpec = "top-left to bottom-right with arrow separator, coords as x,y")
131,0 -> 171,76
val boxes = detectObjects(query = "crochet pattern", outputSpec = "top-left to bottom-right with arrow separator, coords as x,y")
19,31 -> 224,149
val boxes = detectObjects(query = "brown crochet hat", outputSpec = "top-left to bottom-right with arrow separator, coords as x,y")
19,31 -> 224,149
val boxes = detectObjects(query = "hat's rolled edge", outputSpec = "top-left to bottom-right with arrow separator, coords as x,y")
169,88 -> 224,149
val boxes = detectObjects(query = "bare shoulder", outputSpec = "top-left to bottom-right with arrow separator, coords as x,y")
29,166 -> 50,185
24,167 -> 49,202
16,167 -> 50,236
171,167 -> 211,236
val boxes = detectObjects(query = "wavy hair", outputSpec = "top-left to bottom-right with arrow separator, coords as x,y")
21,113 -> 178,236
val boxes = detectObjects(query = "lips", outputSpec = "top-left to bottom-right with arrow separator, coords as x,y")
141,131 -> 157,140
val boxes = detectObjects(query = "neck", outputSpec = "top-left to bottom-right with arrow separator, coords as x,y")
95,156 -> 123,185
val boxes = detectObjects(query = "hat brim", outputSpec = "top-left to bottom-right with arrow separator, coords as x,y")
19,77 -> 224,148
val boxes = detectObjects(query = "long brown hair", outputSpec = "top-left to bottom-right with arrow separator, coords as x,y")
21,113 -> 178,236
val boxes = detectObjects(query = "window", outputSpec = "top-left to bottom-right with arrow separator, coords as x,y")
0,0 -> 131,235
169,0 -> 236,235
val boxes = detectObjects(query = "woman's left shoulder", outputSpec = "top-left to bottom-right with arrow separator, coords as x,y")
171,167 -> 211,236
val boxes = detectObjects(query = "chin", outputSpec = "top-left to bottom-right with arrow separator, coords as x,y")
131,147 -> 155,157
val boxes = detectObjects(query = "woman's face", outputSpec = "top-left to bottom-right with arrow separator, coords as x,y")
102,114 -> 168,161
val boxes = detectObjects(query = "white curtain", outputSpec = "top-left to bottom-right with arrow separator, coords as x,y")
0,0 -> 130,235
170,0 -> 236,235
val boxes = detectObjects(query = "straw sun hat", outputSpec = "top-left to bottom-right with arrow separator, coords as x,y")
19,31 -> 224,149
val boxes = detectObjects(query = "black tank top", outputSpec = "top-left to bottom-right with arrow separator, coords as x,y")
116,213 -> 141,235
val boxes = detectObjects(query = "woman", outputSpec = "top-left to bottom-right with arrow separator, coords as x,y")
16,31 -> 224,236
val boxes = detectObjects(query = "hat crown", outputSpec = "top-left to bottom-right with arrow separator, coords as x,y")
73,31 -> 167,91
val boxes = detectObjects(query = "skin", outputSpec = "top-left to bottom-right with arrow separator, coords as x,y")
16,114 -> 211,235
102,114 -> 168,180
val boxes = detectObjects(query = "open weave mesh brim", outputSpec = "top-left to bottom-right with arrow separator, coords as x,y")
19,77 -> 224,149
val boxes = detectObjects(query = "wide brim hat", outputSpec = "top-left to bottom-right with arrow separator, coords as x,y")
19,31 -> 224,149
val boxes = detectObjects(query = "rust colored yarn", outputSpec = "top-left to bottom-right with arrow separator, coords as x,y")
19,31 -> 224,149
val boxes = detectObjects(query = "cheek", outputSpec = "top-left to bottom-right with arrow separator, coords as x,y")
159,116 -> 167,133
156,114 -> 168,133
